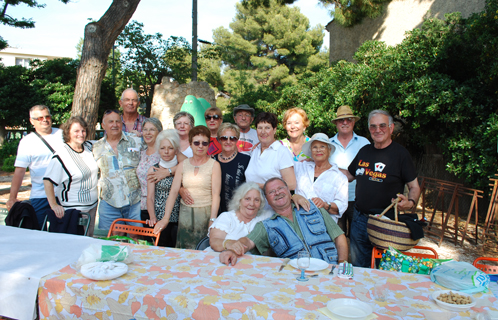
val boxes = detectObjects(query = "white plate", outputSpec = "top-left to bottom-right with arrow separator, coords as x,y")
327,299 -> 373,320
432,290 -> 476,312
289,257 -> 329,271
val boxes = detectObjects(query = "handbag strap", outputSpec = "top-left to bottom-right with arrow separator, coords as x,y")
34,131 -> 55,154
379,197 -> 401,221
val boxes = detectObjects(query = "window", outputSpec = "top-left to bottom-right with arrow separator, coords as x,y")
15,58 -> 31,68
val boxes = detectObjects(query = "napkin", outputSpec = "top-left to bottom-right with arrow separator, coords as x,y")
318,307 -> 378,319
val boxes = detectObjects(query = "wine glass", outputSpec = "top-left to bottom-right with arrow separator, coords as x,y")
296,250 -> 310,281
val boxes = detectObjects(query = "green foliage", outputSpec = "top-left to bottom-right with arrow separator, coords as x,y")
268,4 -> 498,190
1,154 -> 15,172
0,140 -> 19,172
241,0 -> 390,27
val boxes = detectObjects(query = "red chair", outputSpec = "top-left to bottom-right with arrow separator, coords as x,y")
371,246 -> 439,269
107,218 -> 160,246
473,257 -> 498,274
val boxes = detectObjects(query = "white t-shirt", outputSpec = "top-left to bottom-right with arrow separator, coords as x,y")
208,210 -> 272,240
14,128 -> 63,199
245,140 -> 294,184
237,128 -> 259,155
43,142 -> 99,212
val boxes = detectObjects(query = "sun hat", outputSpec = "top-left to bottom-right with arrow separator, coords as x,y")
332,105 -> 360,122
302,133 -> 336,160
233,104 -> 255,117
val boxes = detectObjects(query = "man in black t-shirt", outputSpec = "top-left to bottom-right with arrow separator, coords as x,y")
343,109 -> 421,267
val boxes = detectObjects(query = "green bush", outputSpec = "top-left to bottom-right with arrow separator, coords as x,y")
0,140 -> 19,161
2,155 -> 16,172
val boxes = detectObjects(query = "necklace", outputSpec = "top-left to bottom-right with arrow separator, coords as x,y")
219,151 -> 237,161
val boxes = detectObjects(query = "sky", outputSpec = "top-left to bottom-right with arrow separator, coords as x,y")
0,0 -> 333,59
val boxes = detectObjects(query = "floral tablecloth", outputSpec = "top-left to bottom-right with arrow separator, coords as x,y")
38,245 -> 498,320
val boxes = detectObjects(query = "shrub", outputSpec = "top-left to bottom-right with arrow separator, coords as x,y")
2,155 -> 16,172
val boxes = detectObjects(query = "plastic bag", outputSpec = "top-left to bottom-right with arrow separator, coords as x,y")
102,235 -> 152,246
430,261 -> 490,293
76,244 -> 134,269
81,261 -> 128,280
379,246 -> 449,274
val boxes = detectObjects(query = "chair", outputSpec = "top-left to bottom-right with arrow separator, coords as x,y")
473,257 -> 498,274
195,236 -> 210,250
107,218 -> 160,246
371,246 -> 439,269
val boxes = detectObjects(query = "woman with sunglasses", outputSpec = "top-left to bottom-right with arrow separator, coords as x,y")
215,123 -> 250,216
204,106 -> 223,156
153,125 -> 221,249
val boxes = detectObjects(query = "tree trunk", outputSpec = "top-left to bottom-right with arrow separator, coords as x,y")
72,0 -> 141,139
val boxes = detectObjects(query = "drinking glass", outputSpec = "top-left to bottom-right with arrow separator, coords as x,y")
296,251 -> 310,281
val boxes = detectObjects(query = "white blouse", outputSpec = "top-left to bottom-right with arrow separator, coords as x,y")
208,210 -> 272,240
245,141 -> 294,184
294,161 -> 348,222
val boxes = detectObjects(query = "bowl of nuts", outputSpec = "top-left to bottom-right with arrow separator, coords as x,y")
432,290 -> 476,311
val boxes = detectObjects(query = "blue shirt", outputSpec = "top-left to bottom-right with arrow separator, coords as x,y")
329,132 -> 370,201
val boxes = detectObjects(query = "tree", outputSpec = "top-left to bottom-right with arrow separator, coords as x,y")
240,0 -> 391,27
71,0 -> 140,139
212,0 -> 327,110
0,0 -> 70,50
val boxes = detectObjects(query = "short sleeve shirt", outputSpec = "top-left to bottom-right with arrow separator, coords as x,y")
247,205 -> 344,255
92,132 -> 143,208
237,128 -> 259,155
122,114 -> 147,135
245,141 -> 294,185
348,141 -> 417,214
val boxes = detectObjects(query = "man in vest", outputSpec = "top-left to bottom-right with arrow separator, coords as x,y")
219,177 -> 348,266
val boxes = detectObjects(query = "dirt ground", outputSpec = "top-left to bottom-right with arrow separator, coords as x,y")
1,170 -> 497,264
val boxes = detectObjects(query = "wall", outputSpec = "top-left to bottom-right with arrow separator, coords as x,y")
326,0 -> 486,62
151,77 -> 216,129
0,48 -> 66,67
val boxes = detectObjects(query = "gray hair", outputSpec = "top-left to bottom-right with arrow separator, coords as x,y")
263,177 -> 288,195
368,109 -> 393,126
217,123 -> 240,140
29,105 -> 51,118
155,129 -> 180,151
120,88 -> 140,102
228,182 -> 266,215
143,117 -> 163,132
173,111 -> 195,127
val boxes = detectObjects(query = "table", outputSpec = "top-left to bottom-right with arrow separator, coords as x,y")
0,226 -> 110,320
39,245 -> 498,320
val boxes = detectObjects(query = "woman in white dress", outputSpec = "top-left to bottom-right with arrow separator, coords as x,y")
294,133 -> 348,223
208,182 -> 271,252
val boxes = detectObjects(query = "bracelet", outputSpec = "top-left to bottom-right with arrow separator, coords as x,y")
223,239 -> 228,250
408,199 -> 417,207
168,168 -> 172,176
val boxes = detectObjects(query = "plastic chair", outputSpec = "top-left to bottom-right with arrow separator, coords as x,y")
473,257 -> 498,274
195,236 -> 210,250
107,218 -> 160,246
41,211 -> 91,236
371,246 -> 439,269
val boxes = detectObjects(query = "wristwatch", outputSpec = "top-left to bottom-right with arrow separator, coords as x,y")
209,218 -> 216,222
167,168 -> 172,176
326,202 -> 331,211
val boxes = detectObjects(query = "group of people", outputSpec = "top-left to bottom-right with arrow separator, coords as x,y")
7,87 -> 420,268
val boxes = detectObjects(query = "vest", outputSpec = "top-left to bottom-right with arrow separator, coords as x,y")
262,203 -> 338,264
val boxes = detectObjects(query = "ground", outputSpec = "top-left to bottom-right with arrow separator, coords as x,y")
1,170 -> 497,263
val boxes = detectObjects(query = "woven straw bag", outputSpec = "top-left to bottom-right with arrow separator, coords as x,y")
367,198 -> 419,251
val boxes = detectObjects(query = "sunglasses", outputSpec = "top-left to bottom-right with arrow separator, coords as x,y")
219,136 -> 238,142
31,115 -> 52,121
205,115 -> 220,121
193,141 -> 209,147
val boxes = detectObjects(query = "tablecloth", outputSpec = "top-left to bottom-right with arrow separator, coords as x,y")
0,225 -> 109,320
39,245 -> 498,320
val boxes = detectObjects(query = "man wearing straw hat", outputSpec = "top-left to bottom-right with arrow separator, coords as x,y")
343,109 -> 420,268
329,105 -> 370,236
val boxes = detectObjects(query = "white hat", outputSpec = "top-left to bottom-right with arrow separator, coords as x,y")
302,133 -> 336,161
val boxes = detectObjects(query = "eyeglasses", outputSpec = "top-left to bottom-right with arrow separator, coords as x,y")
311,145 -> 327,151
267,186 -> 287,196
122,98 -> 138,103
336,117 -> 353,123
193,141 -> 209,147
31,115 -> 52,121
219,136 -> 238,142
236,112 -> 252,118
205,115 -> 220,121
369,123 -> 389,131
175,121 -> 191,127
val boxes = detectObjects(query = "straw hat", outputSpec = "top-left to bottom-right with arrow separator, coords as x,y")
332,105 -> 360,122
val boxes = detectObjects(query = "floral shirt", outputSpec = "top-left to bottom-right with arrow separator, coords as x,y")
280,137 -> 311,162
122,114 -> 147,135
93,132 -> 143,208
137,149 -> 161,210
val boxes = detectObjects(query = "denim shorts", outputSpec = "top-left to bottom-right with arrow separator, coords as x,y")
98,200 -> 141,231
